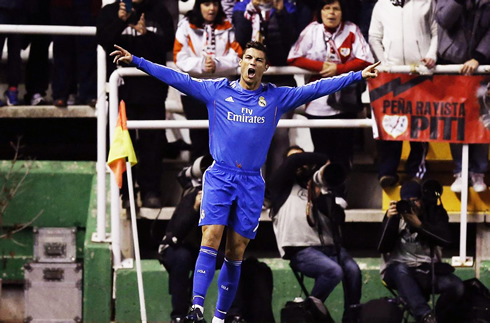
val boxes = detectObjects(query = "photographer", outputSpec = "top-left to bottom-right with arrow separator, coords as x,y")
378,180 -> 464,323
270,146 -> 361,323
158,156 -> 211,323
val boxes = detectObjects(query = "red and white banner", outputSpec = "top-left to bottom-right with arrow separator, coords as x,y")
368,74 -> 490,143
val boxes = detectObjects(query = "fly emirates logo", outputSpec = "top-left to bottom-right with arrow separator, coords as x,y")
227,107 -> 265,124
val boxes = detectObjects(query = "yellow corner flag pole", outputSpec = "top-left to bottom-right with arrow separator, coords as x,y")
107,101 -> 146,323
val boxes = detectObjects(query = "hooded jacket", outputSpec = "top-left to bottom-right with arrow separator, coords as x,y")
369,0 -> 438,65
435,0 -> 490,64
173,18 -> 242,75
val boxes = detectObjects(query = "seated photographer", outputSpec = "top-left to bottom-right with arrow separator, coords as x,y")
158,155 -> 213,323
269,146 -> 361,323
378,180 -> 464,323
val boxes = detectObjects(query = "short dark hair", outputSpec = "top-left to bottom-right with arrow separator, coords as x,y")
242,41 -> 268,62
316,0 -> 345,24
186,0 -> 226,28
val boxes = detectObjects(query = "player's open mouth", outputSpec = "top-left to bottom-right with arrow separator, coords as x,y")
248,68 -> 256,78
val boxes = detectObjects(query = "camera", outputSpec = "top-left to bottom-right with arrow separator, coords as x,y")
312,163 -> 346,190
396,200 -> 413,214
177,154 -> 213,189
184,154 -> 213,180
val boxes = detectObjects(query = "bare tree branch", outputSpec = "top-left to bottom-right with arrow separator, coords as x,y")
0,210 -> 44,239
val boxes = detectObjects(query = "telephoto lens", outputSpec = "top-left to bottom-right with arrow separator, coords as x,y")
396,200 -> 412,214
313,163 -> 346,189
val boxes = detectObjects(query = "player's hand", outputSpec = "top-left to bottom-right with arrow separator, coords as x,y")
204,56 -> 216,73
461,58 -> 479,75
421,58 -> 435,69
387,201 -> 398,218
362,61 -> 381,79
118,2 -> 131,21
130,13 -> 147,35
110,44 -> 133,65
320,62 -> 337,77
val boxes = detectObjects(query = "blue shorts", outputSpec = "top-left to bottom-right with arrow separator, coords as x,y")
199,162 -> 265,239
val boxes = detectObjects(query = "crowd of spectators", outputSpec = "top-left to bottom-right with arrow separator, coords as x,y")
1,0 -> 488,194
1,1 -> 489,322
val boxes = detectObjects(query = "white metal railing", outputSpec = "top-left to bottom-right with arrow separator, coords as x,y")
109,64 -> 490,268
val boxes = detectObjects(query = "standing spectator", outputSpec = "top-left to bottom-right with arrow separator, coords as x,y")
222,0 -> 238,21
24,0 -> 51,106
369,0 -> 437,188
378,180 -> 464,323
97,0 -> 175,208
0,0 -> 28,106
174,0 -> 242,161
287,0 -> 374,205
270,146 -> 362,323
435,0 -> 490,193
50,0 -> 100,108
232,0 -> 299,182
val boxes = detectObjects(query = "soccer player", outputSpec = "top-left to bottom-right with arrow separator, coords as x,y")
111,41 -> 379,323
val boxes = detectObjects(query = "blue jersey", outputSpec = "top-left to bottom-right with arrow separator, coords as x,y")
132,56 -> 362,171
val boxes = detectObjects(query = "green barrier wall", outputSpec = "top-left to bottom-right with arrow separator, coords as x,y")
0,161 -> 94,281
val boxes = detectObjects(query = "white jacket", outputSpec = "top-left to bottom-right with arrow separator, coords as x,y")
369,0 -> 438,65
288,21 -> 374,116
173,18 -> 242,75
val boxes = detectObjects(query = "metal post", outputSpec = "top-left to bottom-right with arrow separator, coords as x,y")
96,45 -> 108,242
459,144 -> 469,264
109,71 -> 122,268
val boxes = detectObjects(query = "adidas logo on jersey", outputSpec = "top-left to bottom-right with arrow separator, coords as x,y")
225,96 -> 234,102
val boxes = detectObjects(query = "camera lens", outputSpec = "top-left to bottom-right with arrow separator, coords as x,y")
396,200 -> 412,214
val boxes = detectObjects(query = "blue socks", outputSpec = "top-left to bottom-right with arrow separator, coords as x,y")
214,257 -> 242,320
192,246 -> 218,307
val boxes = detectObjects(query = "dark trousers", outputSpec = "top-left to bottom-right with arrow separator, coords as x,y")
384,262 -> 465,322
25,0 -> 51,99
264,75 -> 297,183
50,4 -> 97,101
160,245 -> 197,319
0,8 -> 27,87
121,102 -> 167,200
181,95 -> 210,162
306,113 -> 356,198
377,140 -> 428,179
290,246 -> 362,322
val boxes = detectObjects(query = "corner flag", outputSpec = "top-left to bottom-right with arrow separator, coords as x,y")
107,100 -> 137,188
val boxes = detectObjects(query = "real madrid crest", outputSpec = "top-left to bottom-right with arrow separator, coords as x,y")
258,96 -> 267,107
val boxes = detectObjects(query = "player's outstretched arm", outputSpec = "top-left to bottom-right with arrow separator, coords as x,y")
361,61 -> 381,79
110,45 -> 133,65
110,44 -> 216,104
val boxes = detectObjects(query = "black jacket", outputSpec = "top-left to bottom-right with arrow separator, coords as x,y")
97,0 -> 174,105
162,187 -> 202,251
268,152 -> 326,216
232,1 -> 298,67
377,203 -> 452,254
